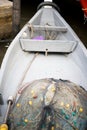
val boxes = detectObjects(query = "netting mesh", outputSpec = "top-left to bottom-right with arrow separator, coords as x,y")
8,79 -> 87,130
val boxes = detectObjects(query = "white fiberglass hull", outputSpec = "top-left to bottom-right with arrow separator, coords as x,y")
0,5 -> 87,123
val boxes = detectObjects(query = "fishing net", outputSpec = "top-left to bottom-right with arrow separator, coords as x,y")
8,78 -> 87,130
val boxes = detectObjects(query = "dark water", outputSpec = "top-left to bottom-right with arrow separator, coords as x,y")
0,1 -> 87,66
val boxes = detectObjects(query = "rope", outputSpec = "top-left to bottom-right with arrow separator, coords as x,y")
28,24 -> 34,38
28,23 -> 57,40
14,52 -> 39,102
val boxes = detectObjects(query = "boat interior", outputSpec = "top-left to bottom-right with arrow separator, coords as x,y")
20,8 -> 78,54
0,6 -> 87,123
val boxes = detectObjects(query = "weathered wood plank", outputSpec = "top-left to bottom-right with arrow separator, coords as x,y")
0,0 -> 13,39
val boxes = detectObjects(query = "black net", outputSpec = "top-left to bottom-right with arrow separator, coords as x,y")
8,79 -> 87,130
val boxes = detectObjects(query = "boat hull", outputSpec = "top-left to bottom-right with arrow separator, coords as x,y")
0,6 -> 87,125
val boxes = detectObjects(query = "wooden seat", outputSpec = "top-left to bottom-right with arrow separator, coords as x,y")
28,25 -> 67,32
20,38 -> 77,53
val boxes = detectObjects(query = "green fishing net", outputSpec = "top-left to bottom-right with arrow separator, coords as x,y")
8,79 -> 87,130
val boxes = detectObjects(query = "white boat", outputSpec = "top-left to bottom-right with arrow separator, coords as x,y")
0,1 -> 87,129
